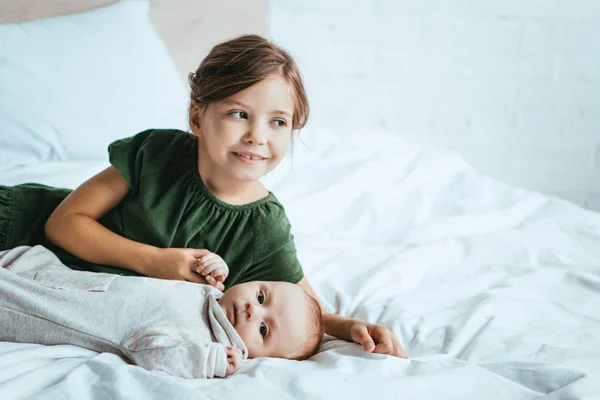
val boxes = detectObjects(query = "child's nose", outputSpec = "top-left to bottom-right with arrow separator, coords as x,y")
244,126 -> 267,145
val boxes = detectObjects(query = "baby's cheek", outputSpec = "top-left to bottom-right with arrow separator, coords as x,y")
234,327 -> 253,355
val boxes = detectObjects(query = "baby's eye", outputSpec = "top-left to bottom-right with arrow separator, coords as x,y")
260,323 -> 268,338
257,291 -> 265,304
229,111 -> 248,119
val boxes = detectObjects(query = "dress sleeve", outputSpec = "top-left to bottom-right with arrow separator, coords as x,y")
107,129 -> 155,197
246,203 -> 304,284
122,326 -> 229,379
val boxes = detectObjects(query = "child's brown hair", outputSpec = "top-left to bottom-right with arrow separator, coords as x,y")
188,34 -> 309,130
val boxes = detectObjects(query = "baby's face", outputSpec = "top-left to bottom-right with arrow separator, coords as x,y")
218,281 -> 311,359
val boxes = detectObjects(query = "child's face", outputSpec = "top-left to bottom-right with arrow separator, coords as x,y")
218,281 -> 311,359
191,74 -> 295,183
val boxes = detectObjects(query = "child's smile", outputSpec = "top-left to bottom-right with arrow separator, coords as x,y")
232,151 -> 268,165
191,75 -> 295,186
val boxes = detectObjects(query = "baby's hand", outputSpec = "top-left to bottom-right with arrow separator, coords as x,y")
225,346 -> 243,376
196,252 -> 229,291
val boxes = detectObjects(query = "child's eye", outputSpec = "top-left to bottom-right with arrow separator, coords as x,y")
260,322 -> 268,338
229,111 -> 248,119
272,119 -> 287,127
257,291 -> 265,304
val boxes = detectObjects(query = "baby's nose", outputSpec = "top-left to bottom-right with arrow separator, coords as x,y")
245,302 -> 255,320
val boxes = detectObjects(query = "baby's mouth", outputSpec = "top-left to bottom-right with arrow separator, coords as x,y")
231,304 -> 237,326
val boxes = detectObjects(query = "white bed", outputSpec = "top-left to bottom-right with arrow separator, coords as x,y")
1,2 -> 600,400
2,128 -> 600,399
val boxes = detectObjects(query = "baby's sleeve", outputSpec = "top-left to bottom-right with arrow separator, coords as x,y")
122,326 -> 229,379
1,245 -> 72,278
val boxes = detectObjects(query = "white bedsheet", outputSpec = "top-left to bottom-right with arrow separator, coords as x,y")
1,129 -> 599,400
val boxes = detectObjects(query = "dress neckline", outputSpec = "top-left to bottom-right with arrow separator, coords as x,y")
190,139 -> 275,212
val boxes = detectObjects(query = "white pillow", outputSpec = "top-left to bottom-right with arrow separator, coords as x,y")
0,0 -> 190,168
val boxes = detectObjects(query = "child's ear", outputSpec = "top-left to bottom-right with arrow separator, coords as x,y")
189,101 -> 202,131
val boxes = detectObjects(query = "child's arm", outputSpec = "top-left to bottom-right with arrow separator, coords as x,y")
297,277 -> 408,359
44,166 -> 218,286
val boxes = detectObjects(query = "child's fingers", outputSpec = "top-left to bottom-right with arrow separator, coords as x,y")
188,248 -> 211,259
373,338 -> 393,354
371,325 -> 400,356
360,337 -> 376,353
352,326 -> 376,352
390,336 -> 408,359
397,346 -> 408,359
183,271 -> 206,284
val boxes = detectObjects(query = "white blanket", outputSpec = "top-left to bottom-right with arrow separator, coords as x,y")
1,128 -> 599,400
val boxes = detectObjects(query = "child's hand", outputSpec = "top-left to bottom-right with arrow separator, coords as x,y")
196,252 -> 229,290
146,248 -> 224,290
348,320 -> 408,359
225,346 -> 243,376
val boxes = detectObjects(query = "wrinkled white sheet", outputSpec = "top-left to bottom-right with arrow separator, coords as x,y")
1,129 -> 599,400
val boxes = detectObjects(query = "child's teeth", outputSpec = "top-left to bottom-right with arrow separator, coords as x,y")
237,153 -> 262,160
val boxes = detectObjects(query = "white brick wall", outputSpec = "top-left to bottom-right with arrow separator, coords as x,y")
269,0 -> 600,211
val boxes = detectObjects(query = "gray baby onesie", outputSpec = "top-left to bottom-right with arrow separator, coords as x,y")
0,245 -> 248,379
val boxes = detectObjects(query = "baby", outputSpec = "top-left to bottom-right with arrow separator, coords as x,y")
0,246 -> 324,379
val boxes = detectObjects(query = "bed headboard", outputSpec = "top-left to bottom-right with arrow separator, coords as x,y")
0,0 -> 268,82
0,0 -> 117,23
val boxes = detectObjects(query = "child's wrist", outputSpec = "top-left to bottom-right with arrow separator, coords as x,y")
130,244 -> 161,275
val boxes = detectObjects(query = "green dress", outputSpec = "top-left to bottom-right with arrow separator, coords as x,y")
0,129 -> 303,289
